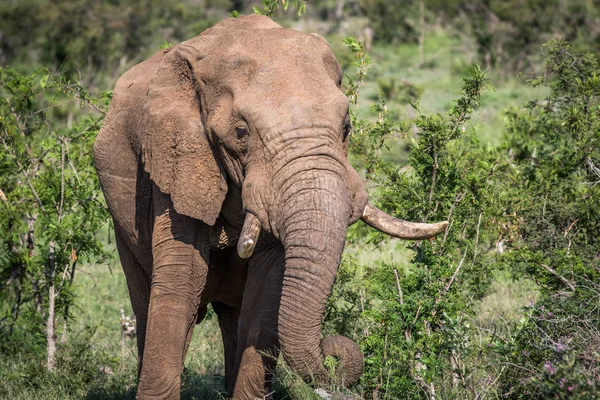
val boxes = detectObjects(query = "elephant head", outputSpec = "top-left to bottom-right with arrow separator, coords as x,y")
143,15 -> 447,388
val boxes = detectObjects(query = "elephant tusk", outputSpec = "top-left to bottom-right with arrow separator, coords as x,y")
237,212 -> 262,258
361,201 -> 449,240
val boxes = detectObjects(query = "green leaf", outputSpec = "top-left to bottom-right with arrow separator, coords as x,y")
160,40 -> 173,50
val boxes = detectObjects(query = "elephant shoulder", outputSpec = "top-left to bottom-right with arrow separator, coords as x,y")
97,50 -> 167,157
113,50 -> 165,108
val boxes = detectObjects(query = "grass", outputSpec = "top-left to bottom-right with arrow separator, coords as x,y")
475,270 -> 538,336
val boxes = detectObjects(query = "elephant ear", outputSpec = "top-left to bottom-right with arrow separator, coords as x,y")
144,42 -> 227,225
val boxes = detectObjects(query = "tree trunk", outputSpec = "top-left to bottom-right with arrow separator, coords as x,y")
417,0 -> 425,67
46,242 -> 56,371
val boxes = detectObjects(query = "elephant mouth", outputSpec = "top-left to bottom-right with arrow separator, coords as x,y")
237,202 -> 448,259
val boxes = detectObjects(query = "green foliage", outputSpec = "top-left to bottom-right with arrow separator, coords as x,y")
358,0 -> 420,44
335,37 -> 500,398
0,67 -> 110,364
374,78 -> 423,104
491,39 -> 600,399
324,37 -> 599,399
0,0 -> 213,84
253,0 -> 308,18
365,70 -> 496,398
0,324 -> 137,400
160,40 -> 174,50
324,254 -> 365,338
342,37 -> 373,123
462,0 -> 600,73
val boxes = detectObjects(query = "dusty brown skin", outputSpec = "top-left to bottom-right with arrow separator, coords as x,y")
94,15 -> 446,400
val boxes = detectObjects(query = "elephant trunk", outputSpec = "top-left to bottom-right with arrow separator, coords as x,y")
275,159 -> 363,387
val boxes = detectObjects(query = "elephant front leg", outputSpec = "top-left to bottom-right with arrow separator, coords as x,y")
213,301 -> 241,388
113,226 -> 151,379
231,238 -> 285,399
137,194 -> 208,400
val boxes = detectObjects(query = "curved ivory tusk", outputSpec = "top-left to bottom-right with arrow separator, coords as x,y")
237,212 -> 262,258
361,201 -> 449,240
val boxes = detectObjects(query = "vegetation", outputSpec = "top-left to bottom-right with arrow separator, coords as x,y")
0,68 -> 111,371
322,37 -> 600,399
1,1 -> 598,399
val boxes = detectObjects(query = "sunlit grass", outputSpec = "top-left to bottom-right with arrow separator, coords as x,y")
74,261 -> 228,399
475,270 -> 538,336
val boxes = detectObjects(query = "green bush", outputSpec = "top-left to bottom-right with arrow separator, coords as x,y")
0,67 -> 111,371
492,39 -> 600,399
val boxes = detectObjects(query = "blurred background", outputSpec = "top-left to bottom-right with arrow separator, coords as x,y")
3,0 -> 599,143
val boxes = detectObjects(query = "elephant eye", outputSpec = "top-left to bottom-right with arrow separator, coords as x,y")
236,126 -> 249,139
342,120 -> 352,141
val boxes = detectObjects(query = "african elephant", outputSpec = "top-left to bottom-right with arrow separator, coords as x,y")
94,14 -> 447,400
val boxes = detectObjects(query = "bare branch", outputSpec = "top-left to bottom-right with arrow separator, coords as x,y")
0,132 -> 48,218
58,137 -> 65,222
394,268 -> 414,342
441,190 -> 467,247
473,211 -> 483,262
46,241 -> 57,370
586,157 -> 600,186
65,141 -> 81,183
393,268 -> 404,305
443,246 -> 469,297
425,152 -> 439,222
541,263 -> 576,291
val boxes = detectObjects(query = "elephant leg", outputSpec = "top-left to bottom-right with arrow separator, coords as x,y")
213,302 -> 240,389
137,192 -> 208,400
231,238 -> 285,399
114,225 -> 151,378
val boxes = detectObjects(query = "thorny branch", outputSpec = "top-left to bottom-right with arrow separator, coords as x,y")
58,137 -> 65,222
441,190 -> 468,247
472,211 -> 483,262
541,263 -> 576,291
443,246 -> 469,297
586,157 -> 600,186
0,131 -> 48,218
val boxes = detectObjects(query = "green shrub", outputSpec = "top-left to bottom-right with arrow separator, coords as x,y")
327,36 -> 599,399
0,67 -> 111,371
492,39 -> 600,399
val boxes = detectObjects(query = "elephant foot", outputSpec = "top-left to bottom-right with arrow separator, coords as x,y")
231,346 -> 269,400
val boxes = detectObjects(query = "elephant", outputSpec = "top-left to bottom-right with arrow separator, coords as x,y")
93,14 -> 447,400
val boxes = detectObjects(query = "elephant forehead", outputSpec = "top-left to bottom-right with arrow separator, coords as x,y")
210,29 -> 339,81
198,28 -> 347,130
237,88 -> 348,136
229,28 -> 330,56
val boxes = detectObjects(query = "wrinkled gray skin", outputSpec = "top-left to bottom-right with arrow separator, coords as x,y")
94,15 -> 421,399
